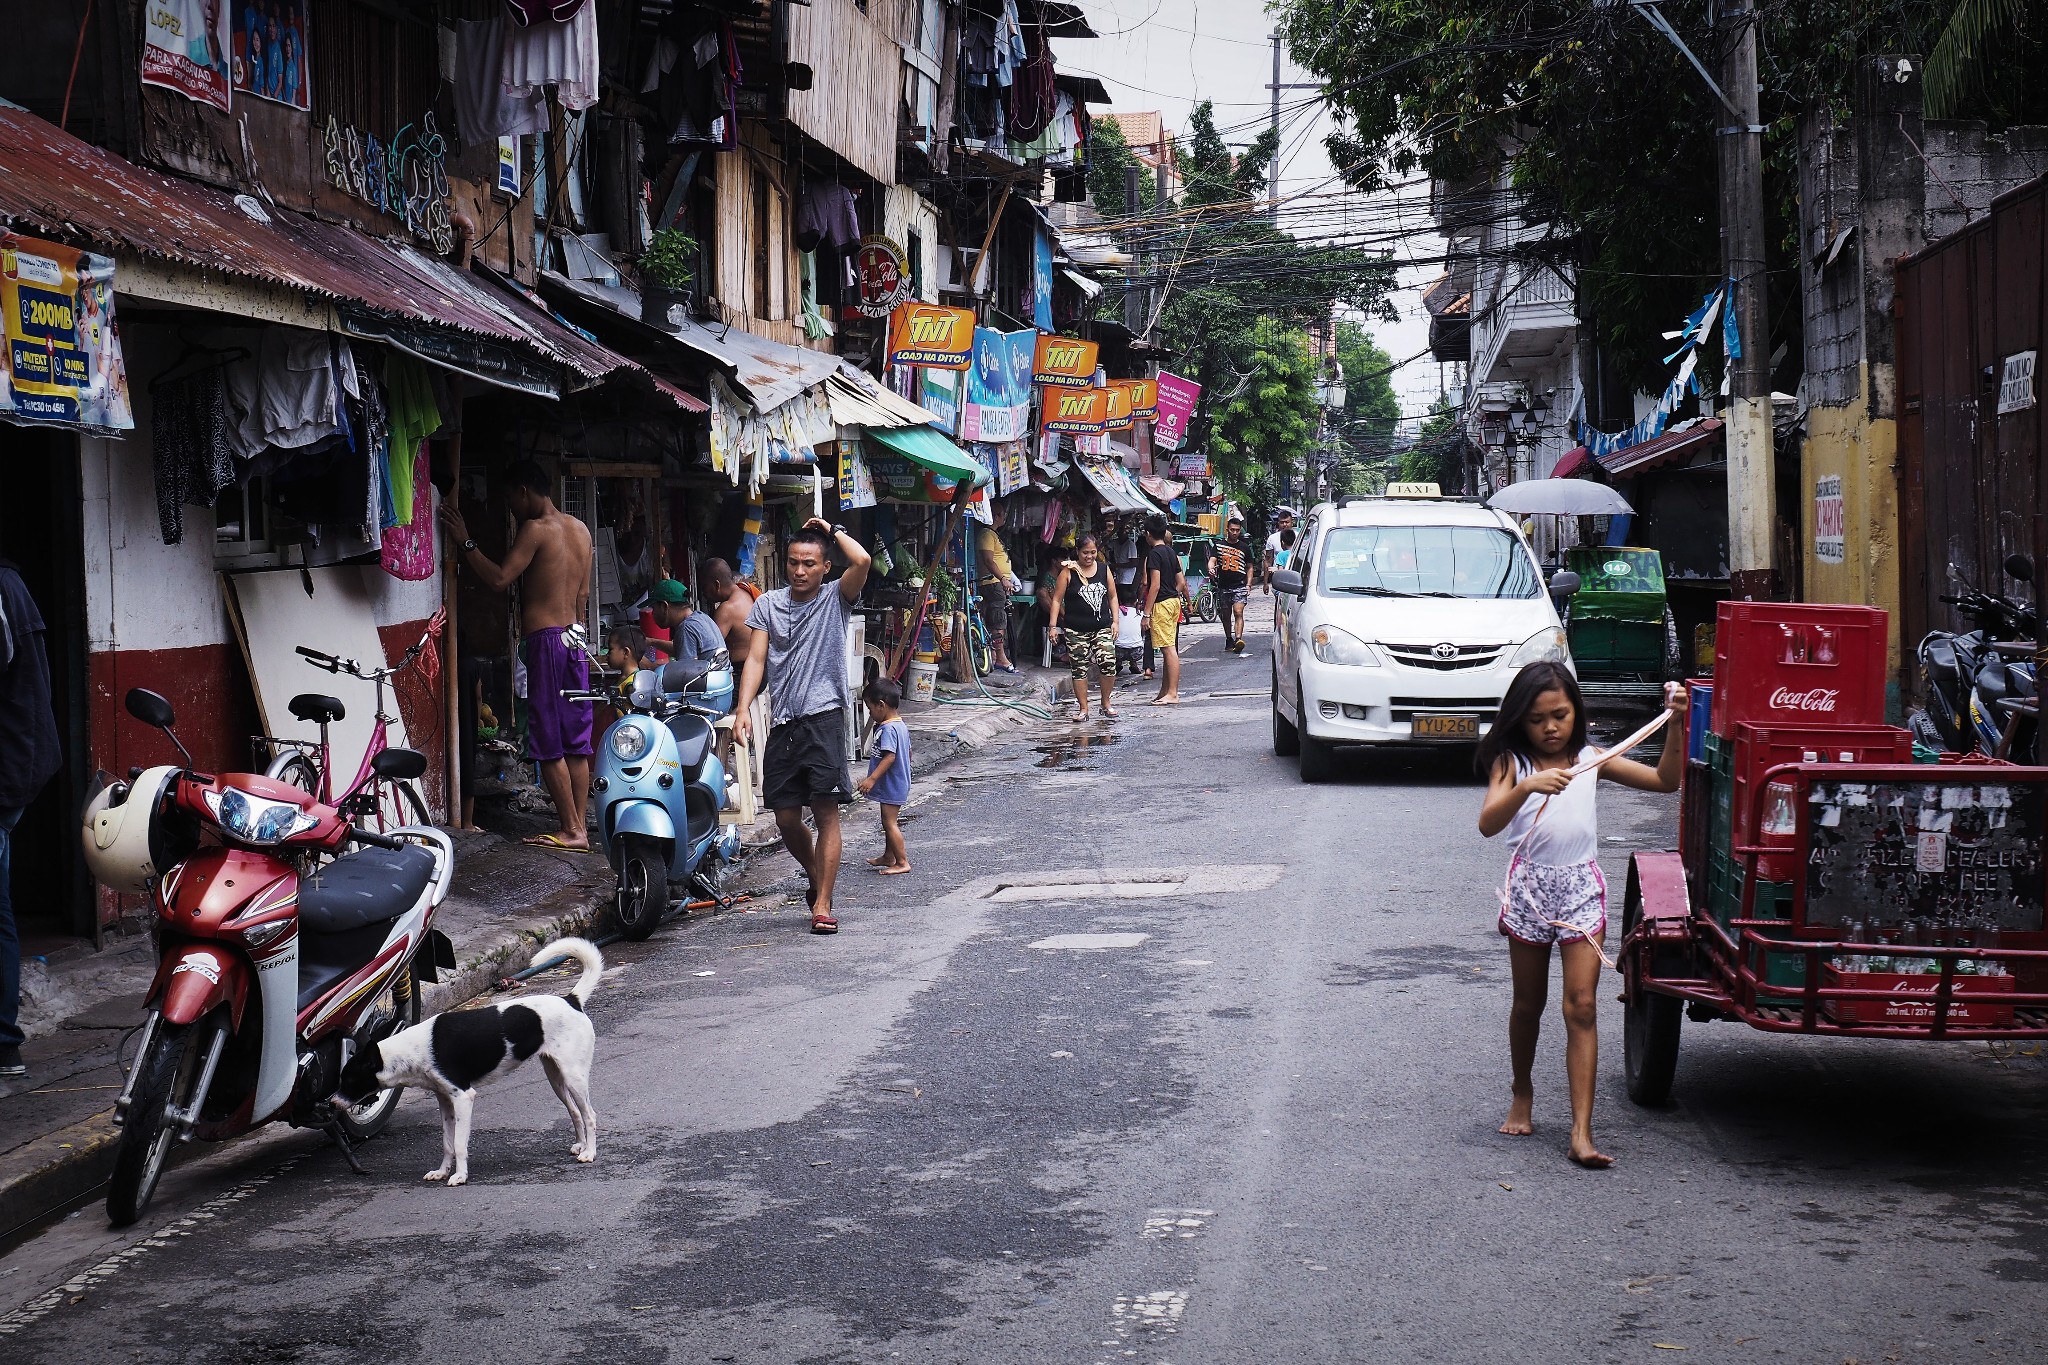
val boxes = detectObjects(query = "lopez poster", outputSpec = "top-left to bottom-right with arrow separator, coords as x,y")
143,0 -> 234,113
233,0 -> 311,111
1,235 -> 134,435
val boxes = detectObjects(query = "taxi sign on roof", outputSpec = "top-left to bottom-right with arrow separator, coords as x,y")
1385,482 -> 1442,498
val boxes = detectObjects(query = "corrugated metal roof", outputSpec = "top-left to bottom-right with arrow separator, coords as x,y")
0,106 -> 691,400
1598,418 -> 1724,477
824,368 -> 942,430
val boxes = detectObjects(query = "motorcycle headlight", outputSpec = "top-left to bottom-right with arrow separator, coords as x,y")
1311,624 -> 1382,667
205,787 -> 318,846
1509,628 -> 1573,669
611,721 -> 653,762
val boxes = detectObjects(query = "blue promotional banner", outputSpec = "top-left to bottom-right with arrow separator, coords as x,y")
962,327 -> 1033,443
1032,226 -> 1055,332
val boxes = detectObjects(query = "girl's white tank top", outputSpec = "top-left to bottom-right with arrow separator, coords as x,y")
1498,747 -> 1600,867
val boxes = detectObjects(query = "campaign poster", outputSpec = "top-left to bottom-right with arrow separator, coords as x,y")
142,0 -> 234,113
1043,386 -> 1110,434
962,327 -> 1031,443
1,235 -> 134,434
1032,333 -> 1099,389
887,303 -> 974,369
232,0 -> 310,110
1153,369 -> 1201,450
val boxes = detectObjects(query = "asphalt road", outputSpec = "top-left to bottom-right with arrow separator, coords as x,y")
5,614 -> 2047,1363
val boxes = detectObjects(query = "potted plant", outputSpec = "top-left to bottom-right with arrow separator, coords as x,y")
640,227 -> 697,325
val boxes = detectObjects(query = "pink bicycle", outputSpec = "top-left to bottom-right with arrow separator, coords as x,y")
257,614 -> 443,832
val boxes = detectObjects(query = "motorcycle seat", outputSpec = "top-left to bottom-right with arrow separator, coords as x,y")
299,844 -> 437,935
290,693 -> 347,725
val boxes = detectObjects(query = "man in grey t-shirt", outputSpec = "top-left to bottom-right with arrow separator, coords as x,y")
734,518 -> 871,934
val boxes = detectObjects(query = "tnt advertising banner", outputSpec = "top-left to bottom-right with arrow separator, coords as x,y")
1153,370 -> 1201,450
887,303 -> 975,369
143,0 -> 234,112
962,328 -> 1033,442
1032,333 -> 1099,389
1110,378 -> 1158,421
1043,386 -> 1110,434
233,0 -> 311,110
1,235 -> 134,434
1102,383 -> 1135,431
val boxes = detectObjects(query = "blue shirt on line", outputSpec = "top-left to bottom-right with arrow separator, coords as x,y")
867,718 -> 912,806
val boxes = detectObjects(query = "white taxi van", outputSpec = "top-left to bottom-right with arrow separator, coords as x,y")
1269,486 -> 1574,781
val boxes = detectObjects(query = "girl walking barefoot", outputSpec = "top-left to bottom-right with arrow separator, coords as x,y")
1476,662 -> 1685,1168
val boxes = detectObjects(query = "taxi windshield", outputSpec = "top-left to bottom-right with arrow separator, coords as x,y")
1317,525 -> 1541,600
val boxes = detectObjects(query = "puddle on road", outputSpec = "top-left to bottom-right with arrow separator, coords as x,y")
1034,733 -> 1122,768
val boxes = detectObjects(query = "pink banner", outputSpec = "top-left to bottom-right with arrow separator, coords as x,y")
1153,370 -> 1201,451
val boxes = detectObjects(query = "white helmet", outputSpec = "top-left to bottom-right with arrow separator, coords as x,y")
80,766 -> 181,894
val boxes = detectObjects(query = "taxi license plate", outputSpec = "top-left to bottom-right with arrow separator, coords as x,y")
1413,714 -> 1480,740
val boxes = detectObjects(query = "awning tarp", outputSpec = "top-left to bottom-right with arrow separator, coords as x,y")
865,425 -> 991,488
1078,458 -> 1156,513
1597,418 -> 1724,478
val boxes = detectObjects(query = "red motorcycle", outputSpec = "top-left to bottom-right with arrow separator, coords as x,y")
81,688 -> 456,1225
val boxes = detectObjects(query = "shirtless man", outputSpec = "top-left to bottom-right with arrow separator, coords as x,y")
702,558 -> 759,662
441,461 -> 596,850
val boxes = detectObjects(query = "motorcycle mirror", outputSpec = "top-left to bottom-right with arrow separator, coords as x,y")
2005,553 -> 2034,584
125,688 -> 176,730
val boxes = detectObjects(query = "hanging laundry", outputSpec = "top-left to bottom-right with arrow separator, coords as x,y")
380,444 -> 438,582
221,329 -> 358,463
502,2 -> 599,113
149,368 -> 237,546
794,182 -> 861,254
455,16 -> 546,145
383,355 -> 444,525
503,0 -> 583,25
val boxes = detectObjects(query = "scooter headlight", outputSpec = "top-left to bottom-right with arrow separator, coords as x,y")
205,787 -> 318,846
610,721 -> 653,762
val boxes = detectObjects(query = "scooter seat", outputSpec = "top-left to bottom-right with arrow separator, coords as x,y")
299,845 -> 437,935
290,693 -> 347,724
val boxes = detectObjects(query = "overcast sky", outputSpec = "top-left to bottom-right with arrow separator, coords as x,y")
1055,0 -> 1450,424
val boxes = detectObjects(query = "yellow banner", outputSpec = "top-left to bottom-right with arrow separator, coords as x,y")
1042,386 -> 1110,433
887,303 -> 975,369
1032,333 -> 1099,389
1,234 -> 133,433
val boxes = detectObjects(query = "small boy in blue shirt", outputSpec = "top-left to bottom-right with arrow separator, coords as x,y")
858,677 -> 912,874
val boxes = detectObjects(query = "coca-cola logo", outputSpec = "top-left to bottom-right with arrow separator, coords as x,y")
1770,686 -> 1840,712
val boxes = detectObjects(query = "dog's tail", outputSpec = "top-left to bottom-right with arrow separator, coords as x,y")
529,936 -> 605,1009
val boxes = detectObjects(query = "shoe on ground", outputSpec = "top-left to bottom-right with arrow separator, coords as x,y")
0,1045 -> 24,1078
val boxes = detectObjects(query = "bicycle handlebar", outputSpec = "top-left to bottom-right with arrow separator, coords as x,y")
296,646 -> 339,666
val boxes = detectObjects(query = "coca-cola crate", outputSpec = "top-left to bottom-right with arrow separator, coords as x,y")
1710,602 -> 1888,737
1820,963 -> 2017,1027
1731,722 -> 1915,879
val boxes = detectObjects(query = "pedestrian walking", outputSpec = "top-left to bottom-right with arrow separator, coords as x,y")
1113,587 -> 1145,677
1206,516 -> 1252,655
975,525 -> 1023,675
1262,507 -> 1297,591
1048,533 -> 1118,720
733,518 -> 872,934
442,461 -> 596,852
1139,515 -> 1188,705
857,677 -> 912,875
1476,663 -> 1685,1168
0,557 -> 61,1078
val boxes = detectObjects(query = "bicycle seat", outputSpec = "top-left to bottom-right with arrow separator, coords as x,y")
372,747 -> 428,780
289,693 -> 346,724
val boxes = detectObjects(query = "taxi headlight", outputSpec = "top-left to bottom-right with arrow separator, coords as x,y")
1509,628 -> 1572,669
1310,624 -> 1382,667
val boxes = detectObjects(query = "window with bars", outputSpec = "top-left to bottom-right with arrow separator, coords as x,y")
310,0 -> 440,145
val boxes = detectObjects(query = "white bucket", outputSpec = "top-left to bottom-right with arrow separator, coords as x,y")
906,659 -> 939,705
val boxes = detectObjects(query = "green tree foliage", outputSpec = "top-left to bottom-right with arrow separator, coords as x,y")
1395,398 -> 1466,491
1087,116 -> 1156,217
1206,317 -> 1319,499
1323,322 -> 1404,495
1277,0 -> 2048,389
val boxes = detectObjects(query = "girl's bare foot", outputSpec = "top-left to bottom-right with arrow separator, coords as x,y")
1499,1090 -> 1535,1136
1567,1137 -> 1614,1168
878,862 -> 912,875
866,854 -> 893,867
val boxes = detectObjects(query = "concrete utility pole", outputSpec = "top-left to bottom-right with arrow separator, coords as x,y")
1124,164 -> 1145,334
1269,32 -> 1283,221
1717,0 -> 1776,598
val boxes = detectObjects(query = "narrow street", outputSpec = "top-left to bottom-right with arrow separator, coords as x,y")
4,615 -> 2045,1364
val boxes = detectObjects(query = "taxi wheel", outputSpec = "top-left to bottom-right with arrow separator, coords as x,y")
1296,676 -> 1336,782
1272,662 -> 1300,756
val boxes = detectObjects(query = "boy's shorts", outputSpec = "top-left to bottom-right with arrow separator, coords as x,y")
1149,599 -> 1182,650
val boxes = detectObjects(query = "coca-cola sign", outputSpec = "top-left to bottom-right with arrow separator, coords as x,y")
1770,686 -> 1840,712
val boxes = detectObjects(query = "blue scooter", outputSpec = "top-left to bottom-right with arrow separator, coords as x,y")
568,656 -> 743,940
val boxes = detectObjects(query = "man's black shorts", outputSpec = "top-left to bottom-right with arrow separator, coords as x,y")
763,707 -> 851,811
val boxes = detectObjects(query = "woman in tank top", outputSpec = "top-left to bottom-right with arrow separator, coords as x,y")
1049,534 -> 1118,720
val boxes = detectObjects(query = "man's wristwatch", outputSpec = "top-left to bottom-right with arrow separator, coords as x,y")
831,523 -> 847,538
461,539 -> 478,554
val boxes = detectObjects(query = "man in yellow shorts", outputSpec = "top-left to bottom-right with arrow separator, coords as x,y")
1140,514 -> 1189,705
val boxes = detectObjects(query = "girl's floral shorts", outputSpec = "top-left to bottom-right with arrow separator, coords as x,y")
1499,859 -> 1607,946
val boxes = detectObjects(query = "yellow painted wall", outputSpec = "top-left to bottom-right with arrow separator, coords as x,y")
1801,363 -> 1902,670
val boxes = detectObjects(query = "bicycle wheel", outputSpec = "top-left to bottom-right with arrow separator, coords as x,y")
371,778 -> 430,832
267,751 -> 321,797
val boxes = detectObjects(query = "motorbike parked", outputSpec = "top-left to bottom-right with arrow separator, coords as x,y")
569,656 -> 742,940
1911,554 -> 2040,761
80,688 -> 456,1225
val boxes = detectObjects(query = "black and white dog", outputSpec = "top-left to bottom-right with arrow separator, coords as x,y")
337,937 -> 603,1186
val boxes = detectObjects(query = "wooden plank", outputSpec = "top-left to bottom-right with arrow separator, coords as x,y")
783,0 -> 906,184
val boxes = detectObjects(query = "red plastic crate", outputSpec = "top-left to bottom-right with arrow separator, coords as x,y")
1732,721 -> 1915,879
1820,963 -> 2016,1027
1710,601 -> 1888,737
